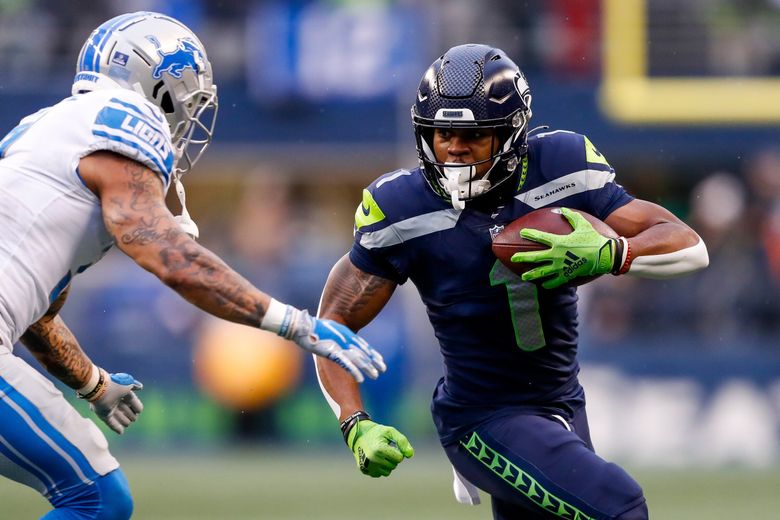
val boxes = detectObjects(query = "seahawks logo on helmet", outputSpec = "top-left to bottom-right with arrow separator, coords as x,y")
514,73 -> 530,98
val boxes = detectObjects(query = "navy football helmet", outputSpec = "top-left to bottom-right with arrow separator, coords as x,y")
412,44 -> 532,209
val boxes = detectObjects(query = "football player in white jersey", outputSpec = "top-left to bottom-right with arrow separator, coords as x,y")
0,11 -> 385,519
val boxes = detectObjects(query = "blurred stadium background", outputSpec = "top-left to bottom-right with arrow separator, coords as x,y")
1,0 -> 780,517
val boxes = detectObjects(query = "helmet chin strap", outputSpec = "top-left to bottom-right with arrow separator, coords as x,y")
442,164 -> 491,210
172,170 -> 199,239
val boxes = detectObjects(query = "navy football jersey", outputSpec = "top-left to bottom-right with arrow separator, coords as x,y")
349,130 -> 633,444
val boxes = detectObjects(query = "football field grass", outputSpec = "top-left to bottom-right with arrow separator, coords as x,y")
1,445 -> 778,519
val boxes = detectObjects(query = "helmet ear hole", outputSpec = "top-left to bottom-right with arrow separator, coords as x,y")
160,91 -> 175,114
151,80 -> 175,114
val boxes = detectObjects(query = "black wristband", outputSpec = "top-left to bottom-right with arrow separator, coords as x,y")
340,410 -> 370,446
610,237 -> 623,275
77,369 -> 106,401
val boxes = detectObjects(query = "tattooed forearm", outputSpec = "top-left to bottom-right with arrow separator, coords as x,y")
320,256 -> 396,330
20,315 -> 92,390
101,158 -> 270,328
163,246 -> 268,327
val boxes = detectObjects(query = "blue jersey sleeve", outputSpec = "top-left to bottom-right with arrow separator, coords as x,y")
348,170 -> 429,284
349,181 -> 409,284
349,243 -> 407,284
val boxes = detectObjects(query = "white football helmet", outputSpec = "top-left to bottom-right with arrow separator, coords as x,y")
73,11 -> 218,237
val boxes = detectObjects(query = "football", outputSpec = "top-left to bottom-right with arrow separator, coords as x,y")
491,207 -> 618,286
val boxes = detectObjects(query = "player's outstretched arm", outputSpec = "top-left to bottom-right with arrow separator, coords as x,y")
315,255 -> 414,477
78,151 -> 384,382
20,286 -> 143,434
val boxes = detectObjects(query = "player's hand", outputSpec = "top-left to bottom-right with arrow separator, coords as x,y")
346,419 -> 414,478
87,371 -> 144,435
510,207 -> 617,289
292,311 -> 386,383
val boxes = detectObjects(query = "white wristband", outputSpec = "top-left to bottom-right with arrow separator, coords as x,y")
78,363 -> 101,395
260,298 -> 299,339
627,238 -> 709,279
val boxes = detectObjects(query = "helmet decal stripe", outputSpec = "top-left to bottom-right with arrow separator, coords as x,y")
93,12 -> 149,71
81,14 -> 129,72
79,28 -> 102,71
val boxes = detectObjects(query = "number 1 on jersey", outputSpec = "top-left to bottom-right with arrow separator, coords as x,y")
489,260 -> 546,351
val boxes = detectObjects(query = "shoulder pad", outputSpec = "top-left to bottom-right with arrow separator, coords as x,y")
87,90 -> 174,186
354,169 -> 417,231
531,129 -> 611,170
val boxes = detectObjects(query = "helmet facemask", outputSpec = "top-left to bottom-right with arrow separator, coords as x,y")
170,86 -> 219,176
414,106 -> 531,210
168,87 -> 218,239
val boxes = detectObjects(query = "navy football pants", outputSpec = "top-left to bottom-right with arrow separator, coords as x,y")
442,406 -> 648,519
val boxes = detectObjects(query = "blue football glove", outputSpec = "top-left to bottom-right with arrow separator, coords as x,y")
510,207 -> 618,289
84,370 -> 144,435
292,311 -> 386,383
345,418 -> 414,478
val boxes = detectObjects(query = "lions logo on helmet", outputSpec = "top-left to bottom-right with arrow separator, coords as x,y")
149,37 -> 205,80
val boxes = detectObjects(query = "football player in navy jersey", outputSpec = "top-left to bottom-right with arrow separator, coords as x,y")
315,44 -> 709,519
0,12 -> 384,519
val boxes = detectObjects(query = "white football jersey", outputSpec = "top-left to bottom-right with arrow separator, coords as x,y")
0,89 -> 174,350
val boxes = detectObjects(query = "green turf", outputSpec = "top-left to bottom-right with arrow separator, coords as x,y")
1,446 -> 778,519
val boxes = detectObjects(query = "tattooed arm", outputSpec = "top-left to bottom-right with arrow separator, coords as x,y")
21,284 -> 144,433
20,286 -> 93,390
77,152 -> 386,383
78,151 -> 272,327
314,254 -> 397,420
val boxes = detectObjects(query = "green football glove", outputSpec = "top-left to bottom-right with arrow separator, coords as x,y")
346,419 -> 414,478
510,207 -> 618,289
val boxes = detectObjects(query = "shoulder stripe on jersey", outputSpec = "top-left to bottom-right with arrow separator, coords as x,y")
376,169 -> 412,188
532,129 -> 575,139
359,208 -> 461,249
93,106 -> 173,179
107,98 -> 166,129
109,96 -> 164,124
515,169 -> 616,209
92,129 -> 171,184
